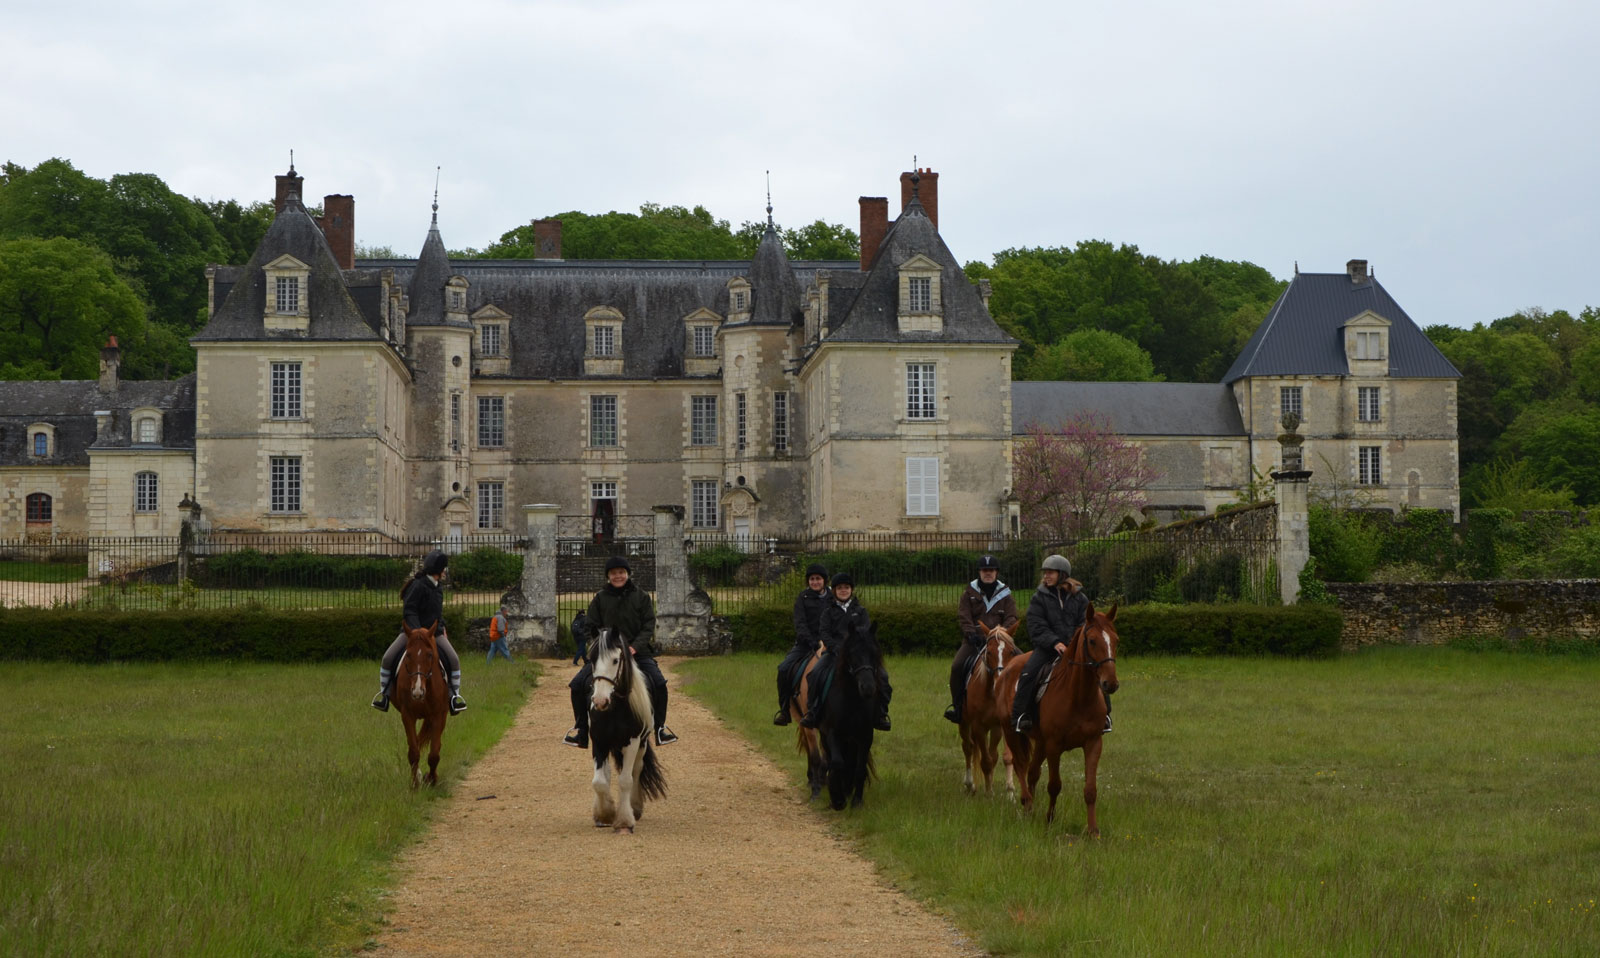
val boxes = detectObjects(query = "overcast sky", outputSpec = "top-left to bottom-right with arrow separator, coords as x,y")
4,0 -> 1596,329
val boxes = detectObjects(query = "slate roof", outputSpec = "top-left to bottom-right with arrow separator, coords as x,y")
1222,271 -> 1460,382
195,194 -> 383,342
744,222 -> 803,327
0,375 -> 198,467
824,198 -> 1015,345
1011,381 -> 1247,437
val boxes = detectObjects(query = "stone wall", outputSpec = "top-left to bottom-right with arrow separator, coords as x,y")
1327,579 -> 1600,649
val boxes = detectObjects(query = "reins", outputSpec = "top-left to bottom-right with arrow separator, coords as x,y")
1064,620 -> 1115,671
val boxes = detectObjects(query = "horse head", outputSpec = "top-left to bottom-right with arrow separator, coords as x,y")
589,627 -> 632,713
403,619 -> 441,703
979,622 -> 1018,673
841,620 -> 881,701
1080,602 -> 1120,696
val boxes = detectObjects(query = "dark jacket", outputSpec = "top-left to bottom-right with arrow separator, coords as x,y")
957,579 -> 1020,645
402,575 -> 446,633
585,579 -> 657,657
791,588 -> 829,651
820,596 -> 870,649
1025,580 -> 1088,656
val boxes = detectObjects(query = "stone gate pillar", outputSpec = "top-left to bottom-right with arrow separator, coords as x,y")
652,504 -> 719,653
510,503 -> 560,655
1271,414 -> 1312,604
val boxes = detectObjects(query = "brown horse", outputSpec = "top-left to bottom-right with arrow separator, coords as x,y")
959,623 -> 1021,796
395,620 -> 449,788
998,604 -> 1119,834
790,648 -> 827,800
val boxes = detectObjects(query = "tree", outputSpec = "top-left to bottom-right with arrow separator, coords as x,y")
197,198 -> 274,265
0,237 -> 147,380
1430,325 -> 1565,473
1502,403 -> 1600,506
735,218 -> 861,259
483,204 -> 748,260
1013,412 -> 1161,540
1018,328 -> 1161,382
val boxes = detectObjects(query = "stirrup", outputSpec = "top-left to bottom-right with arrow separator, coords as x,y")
943,704 -> 959,723
1103,714 -> 1113,733
656,726 -> 678,746
563,727 -> 588,749
773,708 -> 791,726
371,692 -> 389,713
874,714 -> 892,732
799,711 -> 821,729
449,694 -> 467,715
1014,715 -> 1034,733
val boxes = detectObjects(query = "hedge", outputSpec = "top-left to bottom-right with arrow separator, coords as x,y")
0,607 -> 469,662
723,601 -> 1341,658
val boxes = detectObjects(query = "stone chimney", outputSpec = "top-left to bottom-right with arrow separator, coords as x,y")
899,168 -> 939,229
533,219 -> 563,259
98,336 -> 121,394
1347,259 -> 1369,283
274,166 -> 304,213
859,196 -> 888,271
319,194 -> 355,269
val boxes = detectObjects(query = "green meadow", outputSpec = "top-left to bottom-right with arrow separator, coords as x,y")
0,658 -> 535,958
680,649 -> 1600,957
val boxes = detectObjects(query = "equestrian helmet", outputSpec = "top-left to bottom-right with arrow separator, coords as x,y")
805,562 -> 829,580
978,554 -> 1000,570
1041,554 -> 1072,576
605,555 -> 631,573
420,549 -> 449,576
831,571 -> 855,589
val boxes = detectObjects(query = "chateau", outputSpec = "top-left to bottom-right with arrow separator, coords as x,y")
0,166 -> 1462,542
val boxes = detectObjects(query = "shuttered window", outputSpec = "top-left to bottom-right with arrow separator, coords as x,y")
906,457 -> 940,516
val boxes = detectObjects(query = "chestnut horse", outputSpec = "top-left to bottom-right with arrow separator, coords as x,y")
790,648 -> 827,800
395,621 -> 449,788
998,604 -> 1119,834
959,623 -> 1021,796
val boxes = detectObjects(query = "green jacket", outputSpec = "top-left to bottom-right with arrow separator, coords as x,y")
584,580 -> 658,657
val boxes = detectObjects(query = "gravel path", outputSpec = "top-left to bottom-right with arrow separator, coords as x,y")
371,658 -> 981,957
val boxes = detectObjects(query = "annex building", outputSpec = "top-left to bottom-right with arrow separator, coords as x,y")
0,166 -> 1461,542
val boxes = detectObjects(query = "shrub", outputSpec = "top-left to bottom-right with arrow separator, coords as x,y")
1309,506 -> 1383,582
194,549 -> 411,590
689,544 -> 747,586
448,547 -> 523,591
1178,552 -> 1244,603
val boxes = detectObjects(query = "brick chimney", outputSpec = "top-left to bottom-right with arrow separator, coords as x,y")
899,168 -> 939,230
98,336 -> 121,394
318,194 -> 355,269
533,219 -> 563,259
1347,259 -> 1369,283
859,196 -> 888,271
274,167 -> 304,213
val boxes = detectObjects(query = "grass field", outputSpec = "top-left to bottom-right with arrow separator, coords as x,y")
679,649 -> 1600,957
0,657 -> 536,958
0,560 -> 87,583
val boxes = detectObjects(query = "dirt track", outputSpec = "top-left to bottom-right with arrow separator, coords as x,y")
371,658 -> 981,957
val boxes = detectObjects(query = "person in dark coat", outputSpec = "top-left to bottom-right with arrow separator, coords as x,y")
371,549 -> 467,715
798,572 -> 892,732
563,556 -> 677,748
1010,553 -> 1093,733
945,554 -> 1021,723
773,563 -> 830,725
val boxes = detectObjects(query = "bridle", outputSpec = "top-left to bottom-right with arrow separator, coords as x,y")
1065,620 -> 1116,671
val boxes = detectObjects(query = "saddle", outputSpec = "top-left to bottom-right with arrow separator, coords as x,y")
1034,658 -> 1057,705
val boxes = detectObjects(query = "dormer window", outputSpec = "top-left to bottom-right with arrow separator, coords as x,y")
583,306 -> 625,376
908,276 -> 932,313
1343,311 -> 1391,369
470,304 -> 513,371
275,276 -> 300,314
445,276 -> 469,316
27,423 -> 55,458
33,432 -> 48,457
734,291 -> 747,311
480,323 -> 503,357
1355,331 -> 1383,360
263,254 -> 312,332
726,278 -> 752,321
896,254 -> 943,333
593,325 -> 615,356
132,408 -> 163,445
692,325 -> 715,357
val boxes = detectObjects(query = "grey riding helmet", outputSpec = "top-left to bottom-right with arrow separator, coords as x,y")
1041,554 -> 1072,576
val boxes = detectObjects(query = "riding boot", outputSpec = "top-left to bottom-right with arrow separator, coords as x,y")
1011,655 -> 1047,732
874,667 -> 892,732
563,684 -> 589,748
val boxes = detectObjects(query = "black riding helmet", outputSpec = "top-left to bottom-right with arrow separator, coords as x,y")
830,572 -> 854,590
605,555 -> 631,573
805,562 -> 829,581
421,549 -> 449,576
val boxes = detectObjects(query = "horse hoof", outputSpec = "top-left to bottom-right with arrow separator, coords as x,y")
614,826 -> 634,835
594,820 -> 612,828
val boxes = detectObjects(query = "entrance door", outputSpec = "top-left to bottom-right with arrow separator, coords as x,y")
733,517 -> 752,552
592,497 -> 616,544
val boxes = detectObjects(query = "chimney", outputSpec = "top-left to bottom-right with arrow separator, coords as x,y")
1347,259 -> 1369,283
859,196 -> 888,271
319,194 -> 355,269
98,335 -> 121,394
274,167 -> 304,214
533,219 -> 563,259
899,168 -> 939,230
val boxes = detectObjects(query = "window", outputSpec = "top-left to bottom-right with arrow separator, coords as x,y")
135,472 -> 159,513
692,325 -> 715,357
270,362 -> 302,419
590,395 -> 618,447
136,418 -> 157,443
906,457 -> 940,516
908,276 -> 932,313
477,396 -> 504,447
477,481 -> 504,529
480,323 -> 503,357
591,480 -> 617,506
270,456 -> 302,512
1355,330 -> 1383,360
1280,386 -> 1303,419
275,276 -> 300,314
450,392 -> 462,451
593,325 -> 616,357
32,432 -> 48,457
26,492 -> 52,523
736,392 -> 747,453
691,479 -> 719,528
906,363 -> 936,419
733,291 -> 747,311
1359,446 -> 1382,485
1358,386 -> 1381,422
773,391 -> 789,453
691,395 -> 718,446
450,290 -> 465,310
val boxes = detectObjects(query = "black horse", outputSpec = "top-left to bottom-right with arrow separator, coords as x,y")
816,620 -> 883,810
587,628 -> 667,833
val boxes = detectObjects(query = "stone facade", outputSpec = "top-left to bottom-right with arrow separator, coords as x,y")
1326,579 -> 1600,650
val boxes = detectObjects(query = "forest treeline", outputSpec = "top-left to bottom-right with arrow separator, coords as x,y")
2,158 -> 1594,506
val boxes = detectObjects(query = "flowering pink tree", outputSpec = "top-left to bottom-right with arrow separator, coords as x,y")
1014,412 -> 1161,540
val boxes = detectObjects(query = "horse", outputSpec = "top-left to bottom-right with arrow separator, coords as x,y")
959,623 -> 1021,796
587,627 -> 667,834
394,620 -> 449,789
816,619 -> 883,810
998,604 -> 1119,835
789,647 -> 827,800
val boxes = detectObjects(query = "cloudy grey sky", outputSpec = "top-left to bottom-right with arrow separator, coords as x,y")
4,0 -> 1596,328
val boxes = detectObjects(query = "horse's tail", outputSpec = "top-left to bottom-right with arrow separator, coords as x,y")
638,743 -> 667,800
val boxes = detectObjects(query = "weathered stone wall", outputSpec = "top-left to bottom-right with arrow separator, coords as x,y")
1327,579 -> 1600,649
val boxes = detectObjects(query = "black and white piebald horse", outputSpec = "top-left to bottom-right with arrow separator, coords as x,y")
587,627 -> 667,833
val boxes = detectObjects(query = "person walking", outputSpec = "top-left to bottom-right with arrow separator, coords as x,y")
371,549 -> 467,715
946,554 -> 1020,723
487,603 -> 513,664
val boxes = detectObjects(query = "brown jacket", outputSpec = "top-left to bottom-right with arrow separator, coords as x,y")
957,579 -> 1020,646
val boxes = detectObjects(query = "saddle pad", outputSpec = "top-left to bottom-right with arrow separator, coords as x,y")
1034,658 -> 1057,704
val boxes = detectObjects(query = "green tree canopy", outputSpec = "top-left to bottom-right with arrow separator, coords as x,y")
1018,328 -> 1161,382
0,237 -> 147,380
483,204 -> 859,262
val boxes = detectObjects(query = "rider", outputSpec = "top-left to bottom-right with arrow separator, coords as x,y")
371,548 -> 468,715
773,563 -> 829,726
946,554 -> 1020,723
799,572 -> 892,732
563,556 -> 678,749
1009,553 -> 1088,734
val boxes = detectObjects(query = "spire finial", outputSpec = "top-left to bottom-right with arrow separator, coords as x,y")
289,149 -> 295,174
431,166 -> 440,229
1294,260 -> 1299,275
765,170 -> 773,227
910,155 -> 921,199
